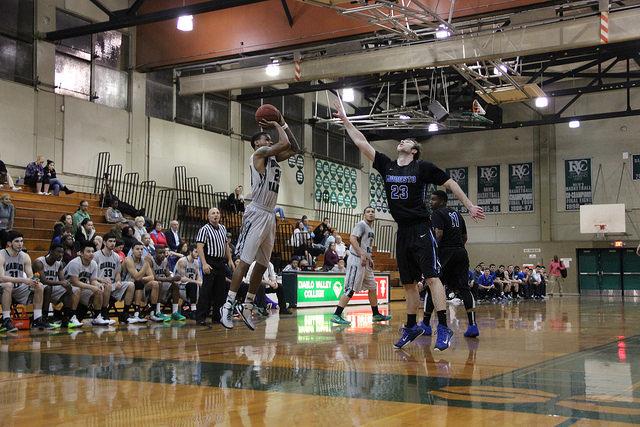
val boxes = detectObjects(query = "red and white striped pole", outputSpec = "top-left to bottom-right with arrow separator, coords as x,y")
294,52 -> 302,82
599,0 -> 609,44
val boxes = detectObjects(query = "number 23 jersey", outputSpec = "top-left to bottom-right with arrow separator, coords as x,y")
372,151 -> 449,226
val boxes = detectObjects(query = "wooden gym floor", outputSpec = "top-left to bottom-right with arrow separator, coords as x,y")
1,297 -> 639,426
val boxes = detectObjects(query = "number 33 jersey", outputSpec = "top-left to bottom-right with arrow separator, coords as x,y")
93,249 -> 122,281
372,151 -> 449,226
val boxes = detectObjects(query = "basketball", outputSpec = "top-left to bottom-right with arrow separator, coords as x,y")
255,104 -> 282,123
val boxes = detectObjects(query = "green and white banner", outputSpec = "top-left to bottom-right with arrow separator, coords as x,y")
477,165 -> 501,213
314,159 -> 358,208
287,153 -> 305,185
369,172 -> 389,214
445,167 -> 468,213
633,154 -> 640,181
565,158 -> 592,211
508,162 -> 534,212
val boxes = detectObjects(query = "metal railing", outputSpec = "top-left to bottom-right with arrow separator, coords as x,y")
93,151 -> 110,194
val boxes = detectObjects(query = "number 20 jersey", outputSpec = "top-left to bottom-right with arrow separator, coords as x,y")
246,154 -> 281,211
372,151 -> 449,227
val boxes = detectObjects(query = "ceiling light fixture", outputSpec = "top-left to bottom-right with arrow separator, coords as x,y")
428,123 -> 438,132
265,61 -> 280,77
535,97 -> 548,108
176,15 -> 193,32
493,64 -> 508,76
435,24 -> 450,39
342,88 -> 355,102
569,120 -> 580,128
399,114 -> 410,120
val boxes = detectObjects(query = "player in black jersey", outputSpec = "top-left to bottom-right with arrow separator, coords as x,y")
334,101 -> 485,350
423,190 -> 479,338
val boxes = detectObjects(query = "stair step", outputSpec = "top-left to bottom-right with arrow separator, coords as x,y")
13,199 -> 104,216
4,191 -> 101,206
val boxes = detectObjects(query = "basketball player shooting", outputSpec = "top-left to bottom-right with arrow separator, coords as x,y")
333,100 -> 485,351
221,105 -> 301,330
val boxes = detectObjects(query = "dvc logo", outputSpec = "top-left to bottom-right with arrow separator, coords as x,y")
511,164 -> 530,180
480,166 -> 498,181
449,168 -> 466,182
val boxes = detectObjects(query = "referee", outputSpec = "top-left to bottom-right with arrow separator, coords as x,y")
196,207 -> 234,326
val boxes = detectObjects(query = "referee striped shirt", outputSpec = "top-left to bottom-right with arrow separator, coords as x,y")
195,222 -> 228,258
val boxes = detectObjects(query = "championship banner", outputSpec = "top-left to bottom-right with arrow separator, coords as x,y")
369,172 -> 389,214
565,158 -> 592,211
508,162 -> 534,212
477,165 -> 501,213
314,159 -> 358,208
633,154 -> 640,181
445,167 -> 468,213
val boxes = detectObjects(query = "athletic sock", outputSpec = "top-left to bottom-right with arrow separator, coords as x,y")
172,303 -> 178,313
123,305 -> 131,316
33,309 -> 42,320
371,306 -> 380,316
437,310 -> 447,327
334,306 -> 344,316
406,314 -> 417,328
190,304 -> 196,311
226,290 -> 237,305
156,303 -> 161,314
2,311 -> 9,319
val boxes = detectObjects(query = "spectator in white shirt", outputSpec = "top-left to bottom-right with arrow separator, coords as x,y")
166,220 -> 181,252
282,259 -> 300,272
334,235 -> 347,259
331,259 -> 346,273
133,216 -> 147,242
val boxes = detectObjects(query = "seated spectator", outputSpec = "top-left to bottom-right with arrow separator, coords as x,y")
282,259 -> 300,272
74,218 -> 95,251
42,160 -> 74,195
227,185 -> 245,213
110,220 -> 127,240
325,229 -> 338,248
121,225 -> 138,255
150,221 -> 168,246
133,216 -> 147,241
521,267 -> 533,299
323,243 -> 339,271
493,265 -> 508,298
334,235 -> 347,259
52,224 -> 72,246
0,159 -> 20,191
166,220 -> 181,252
245,261 -> 291,315
313,217 -> 331,246
475,268 -> 498,300
331,259 -> 346,273
101,181 -> 145,217
105,200 -> 126,223
290,221 -> 308,248
178,241 -> 190,257
299,259 -> 312,271
529,266 -> 544,300
300,215 -> 314,238
139,233 -> 155,258
93,235 -> 103,251
114,240 -> 126,263
510,265 -> 525,298
24,155 -> 47,194
72,200 -> 91,234
53,213 -> 73,240
0,194 -> 15,248
62,234 -> 76,264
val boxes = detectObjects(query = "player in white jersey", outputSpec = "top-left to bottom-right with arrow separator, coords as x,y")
146,245 -> 185,321
330,207 -> 392,325
94,233 -> 141,324
0,231 -> 51,332
221,115 -> 301,330
122,241 -> 156,321
64,242 -> 115,326
33,244 -> 82,328
174,245 -> 202,318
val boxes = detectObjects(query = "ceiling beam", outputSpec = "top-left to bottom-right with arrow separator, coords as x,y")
44,0 -> 268,41
89,0 -> 114,19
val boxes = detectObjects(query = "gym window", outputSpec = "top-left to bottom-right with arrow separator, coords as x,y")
312,102 -> 360,168
0,0 -> 35,85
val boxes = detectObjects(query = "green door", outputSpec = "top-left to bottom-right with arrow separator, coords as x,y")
623,249 -> 640,294
599,249 -> 622,293
577,249 -> 600,293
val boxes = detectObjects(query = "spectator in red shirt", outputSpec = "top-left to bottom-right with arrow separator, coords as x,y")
150,221 -> 168,246
548,255 -> 565,296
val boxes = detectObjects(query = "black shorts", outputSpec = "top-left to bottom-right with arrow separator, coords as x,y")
396,222 -> 441,284
438,247 -> 469,292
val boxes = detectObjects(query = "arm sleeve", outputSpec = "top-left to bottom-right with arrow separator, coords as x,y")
372,151 -> 392,175
420,161 -> 449,186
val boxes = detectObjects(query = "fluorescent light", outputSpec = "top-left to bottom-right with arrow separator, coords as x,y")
176,15 -> 193,32
399,114 -> 410,120
265,62 -> 280,77
428,123 -> 438,132
493,64 -> 507,76
535,97 -> 548,108
435,24 -> 450,39
342,88 -> 355,102
569,120 -> 580,128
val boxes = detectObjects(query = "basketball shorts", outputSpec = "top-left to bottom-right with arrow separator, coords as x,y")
110,281 -> 132,301
159,282 -> 174,303
4,283 -> 33,305
50,285 -> 80,304
79,288 -> 96,306
344,255 -> 376,293
438,247 -> 470,292
396,222 -> 441,284
235,204 -> 276,267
